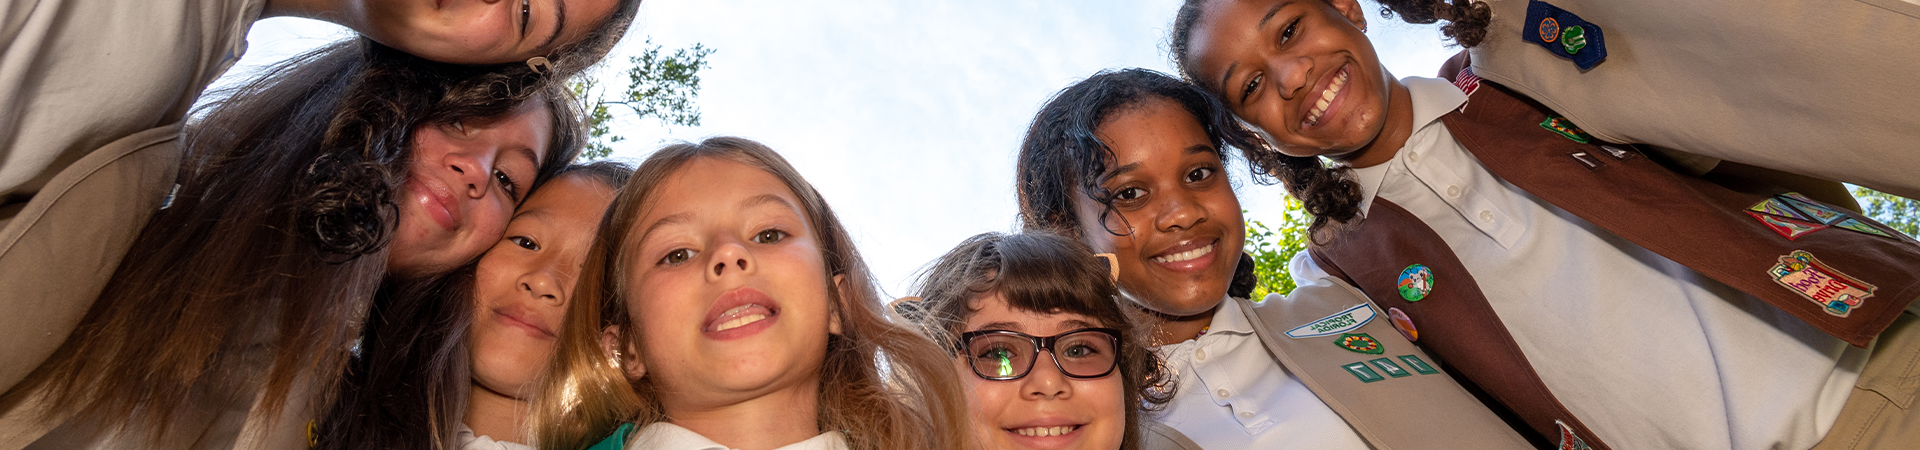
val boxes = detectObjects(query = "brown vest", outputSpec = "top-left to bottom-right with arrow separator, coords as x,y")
1309,73 -> 1920,449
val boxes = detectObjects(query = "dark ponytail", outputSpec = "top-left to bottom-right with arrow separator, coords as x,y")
1374,0 -> 1493,47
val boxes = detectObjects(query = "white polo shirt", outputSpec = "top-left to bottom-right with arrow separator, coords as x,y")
1294,76 -> 1867,449
627,423 -> 848,450
1151,296 -> 1370,450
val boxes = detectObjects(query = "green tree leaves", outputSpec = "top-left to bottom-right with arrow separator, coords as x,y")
1244,195 -> 1312,300
570,40 -> 715,161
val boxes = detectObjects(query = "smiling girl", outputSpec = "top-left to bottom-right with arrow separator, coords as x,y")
1015,68 -> 1528,450
1169,0 -> 1920,448
532,138 -> 967,450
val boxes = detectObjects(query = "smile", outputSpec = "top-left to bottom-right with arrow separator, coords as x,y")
702,287 -> 782,340
1151,243 -> 1214,264
708,303 -> 774,332
1011,425 -> 1080,437
1303,65 -> 1351,128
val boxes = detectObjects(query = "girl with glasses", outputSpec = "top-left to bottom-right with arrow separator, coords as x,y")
906,231 -> 1192,450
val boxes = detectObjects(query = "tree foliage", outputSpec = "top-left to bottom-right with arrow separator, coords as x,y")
1853,186 -> 1919,238
1244,195 -> 1313,300
570,40 -> 714,161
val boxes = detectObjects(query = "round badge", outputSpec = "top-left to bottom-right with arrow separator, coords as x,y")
1560,25 -> 1588,54
1538,17 -> 1561,43
1397,264 -> 1435,302
1336,333 -> 1385,355
1388,307 -> 1418,342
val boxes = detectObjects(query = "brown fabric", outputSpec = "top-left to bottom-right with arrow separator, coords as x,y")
1439,79 -> 1920,348
1814,312 -> 1920,450
1239,282 -> 1534,449
1308,200 -> 1606,449
0,125 -> 182,394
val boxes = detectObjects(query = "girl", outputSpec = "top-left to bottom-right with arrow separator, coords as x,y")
1,39 -> 585,448
317,161 -> 631,450
1167,0 -> 1920,448
1014,68 -> 1528,450
0,0 -> 641,393
907,231 -> 1194,450
531,137 -> 968,450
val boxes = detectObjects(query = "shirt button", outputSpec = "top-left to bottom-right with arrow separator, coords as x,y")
1216,388 -> 1231,399
1408,152 -> 1422,163
1239,411 -> 1255,418
1478,210 -> 1494,222
1194,349 -> 1208,361
1446,185 -> 1462,197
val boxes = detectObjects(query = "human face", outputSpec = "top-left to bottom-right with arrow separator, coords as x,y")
1186,0 -> 1412,167
389,99 -> 552,276
354,0 -> 621,65
958,293 -> 1126,450
1073,98 -> 1244,318
469,174 -> 615,400
622,157 -> 841,412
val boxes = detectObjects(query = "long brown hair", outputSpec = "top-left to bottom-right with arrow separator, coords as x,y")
531,137 -> 969,450
3,37 -> 585,440
909,231 -> 1175,450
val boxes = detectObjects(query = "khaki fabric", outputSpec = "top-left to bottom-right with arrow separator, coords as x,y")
0,126 -> 182,394
1469,0 -> 1920,198
1240,279 -> 1533,449
1138,420 -> 1203,450
1815,312 -> 1920,450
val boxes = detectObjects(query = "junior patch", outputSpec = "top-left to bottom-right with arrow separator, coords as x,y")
1834,218 -> 1898,239
1368,357 -> 1412,378
1769,250 -> 1876,317
1335,333 -> 1385,355
1539,116 -> 1593,143
1556,420 -> 1593,450
1777,194 -> 1847,225
1397,354 -> 1439,375
1285,304 -> 1377,339
1749,197 -> 1813,222
1748,211 -> 1826,240
1342,361 -> 1385,383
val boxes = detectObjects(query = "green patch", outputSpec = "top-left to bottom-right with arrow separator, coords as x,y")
1397,355 -> 1439,375
1539,116 -> 1593,144
1335,333 -> 1385,355
1560,25 -> 1588,54
1342,362 -> 1385,383
1369,358 -> 1412,378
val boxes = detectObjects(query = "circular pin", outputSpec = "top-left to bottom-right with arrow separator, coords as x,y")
1388,307 -> 1418,342
1538,18 -> 1561,43
1398,264 -> 1435,302
1560,25 -> 1588,55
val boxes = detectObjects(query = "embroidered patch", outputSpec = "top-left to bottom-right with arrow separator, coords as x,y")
1598,144 -> 1635,160
1335,333 -> 1385,354
1285,304 -> 1377,339
1777,194 -> 1847,224
1748,211 -> 1826,240
1524,0 -> 1609,70
1453,68 -> 1482,96
1749,197 -> 1814,222
1834,218 -> 1898,239
1368,357 -> 1412,378
1397,355 -> 1439,375
1769,250 -> 1876,317
1568,151 -> 1605,170
1556,420 -> 1593,450
1342,361 -> 1385,383
1398,264 -> 1435,301
1388,307 -> 1419,342
1539,116 -> 1593,143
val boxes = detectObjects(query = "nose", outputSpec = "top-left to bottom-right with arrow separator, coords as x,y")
1271,54 -> 1314,101
518,265 -> 566,306
1021,352 -> 1074,400
1154,188 -> 1207,232
443,152 -> 494,199
706,238 -> 755,279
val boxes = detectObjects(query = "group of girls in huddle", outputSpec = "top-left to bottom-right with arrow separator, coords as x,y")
4,0 -> 1917,449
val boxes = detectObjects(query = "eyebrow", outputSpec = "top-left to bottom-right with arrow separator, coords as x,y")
636,212 -> 690,247
741,193 -> 797,212
539,0 -> 567,53
976,321 -> 1025,332
1219,2 -> 1291,97
1184,144 -> 1215,155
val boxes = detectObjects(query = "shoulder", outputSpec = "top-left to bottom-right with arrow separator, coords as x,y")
1137,420 -> 1206,450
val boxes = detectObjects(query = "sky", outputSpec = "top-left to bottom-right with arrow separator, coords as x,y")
223,1 -> 1459,297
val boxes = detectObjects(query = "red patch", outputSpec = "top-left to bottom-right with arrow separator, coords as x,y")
1748,210 -> 1826,240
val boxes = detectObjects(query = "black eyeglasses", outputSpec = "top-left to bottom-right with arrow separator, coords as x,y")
955,328 -> 1122,381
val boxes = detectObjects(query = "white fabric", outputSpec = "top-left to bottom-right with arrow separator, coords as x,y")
0,0 -> 262,199
625,422 -> 848,450
1150,297 -> 1369,450
457,423 -> 535,450
1308,76 -> 1868,449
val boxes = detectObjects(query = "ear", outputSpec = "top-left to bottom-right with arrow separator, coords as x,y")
829,274 -> 848,335
1328,0 -> 1368,31
600,326 -> 646,380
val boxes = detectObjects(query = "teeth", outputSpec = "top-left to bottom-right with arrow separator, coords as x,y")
713,313 -> 769,332
1304,69 -> 1349,127
1012,426 -> 1077,437
710,304 -> 773,332
1151,243 -> 1214,263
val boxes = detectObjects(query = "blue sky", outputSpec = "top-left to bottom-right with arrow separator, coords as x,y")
226,1 -> 1458,296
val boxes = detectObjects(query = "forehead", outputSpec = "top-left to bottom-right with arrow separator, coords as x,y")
517,175 -> 615,225
1096,98 -> 1217,168
963,292 -> 1106,333
639,157 -> 806,226
1185,0 -> 1290,92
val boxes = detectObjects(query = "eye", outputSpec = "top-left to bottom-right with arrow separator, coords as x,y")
509,236 -> 539,251
1240,73 -> 1263,105
751,229 -> 788,244
1062,343 -> 1098,359
494,169 -> 522,202
1186,167 -> 1215,183
1281,18 -> 1298,44
518,0 -> 532,38
1113,186 -> 1145,201
659,248 -> 696,266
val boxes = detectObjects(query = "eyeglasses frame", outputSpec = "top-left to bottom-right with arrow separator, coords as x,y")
953,327 -> 1123,381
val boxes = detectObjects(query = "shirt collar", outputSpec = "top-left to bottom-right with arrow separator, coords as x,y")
1205,295 -> 1256,337
1347,76 -> 1468,217
630,423 -> 849,450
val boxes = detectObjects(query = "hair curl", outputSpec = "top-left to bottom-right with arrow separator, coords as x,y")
1374,0 -> 1493,47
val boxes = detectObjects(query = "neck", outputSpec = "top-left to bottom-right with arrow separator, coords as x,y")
466,383 -> 532,445
1141,305 -> 1216,346
1334,78 -> 1415,169
262,0 -> 366,29
666,379 -> 823,450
